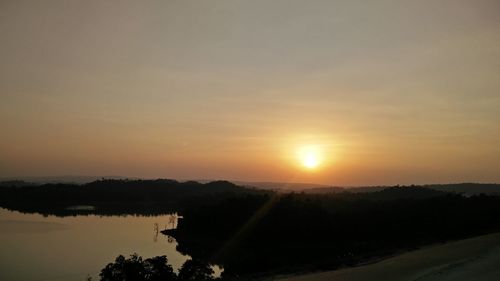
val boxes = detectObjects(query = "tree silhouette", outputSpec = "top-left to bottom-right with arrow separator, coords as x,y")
178,259 -> 215,281
99,254 -> 176,281
100,254 -> 144,281
143,256 -> 176,281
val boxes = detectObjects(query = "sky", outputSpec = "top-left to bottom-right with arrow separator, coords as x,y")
1,0 -> 499,185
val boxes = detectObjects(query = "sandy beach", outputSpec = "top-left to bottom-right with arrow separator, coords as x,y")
277,233 -> 500,281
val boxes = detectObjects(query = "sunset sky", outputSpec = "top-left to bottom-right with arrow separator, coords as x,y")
1,0 -> 499,185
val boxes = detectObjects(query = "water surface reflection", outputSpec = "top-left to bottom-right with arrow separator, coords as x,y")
0,208 -> 188,281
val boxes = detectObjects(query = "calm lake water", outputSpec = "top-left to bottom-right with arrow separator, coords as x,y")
0,207 -> 191,281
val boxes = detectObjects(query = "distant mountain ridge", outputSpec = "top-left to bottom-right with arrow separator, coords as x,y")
1,178 -> 499,195
0,179 -> 252,216
234,181 -> 329,191
304,183 -> 500,196
425,183 -> 500,196
234,181 -> 500,196
0,175 -> 137,184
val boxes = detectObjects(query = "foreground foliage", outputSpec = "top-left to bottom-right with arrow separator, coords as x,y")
99,254 -> 237,281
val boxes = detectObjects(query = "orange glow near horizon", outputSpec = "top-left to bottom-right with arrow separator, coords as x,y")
1,1 -> 500,186
280,135 -> 338,177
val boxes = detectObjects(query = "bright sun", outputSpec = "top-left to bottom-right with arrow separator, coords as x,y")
302,152 -> 320,169
297,145 -> 322,170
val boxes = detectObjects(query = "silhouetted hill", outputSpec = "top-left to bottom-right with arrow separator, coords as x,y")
425,183 -> 500,196
166,191 -> 500,277
0,180 -> 36,187
0,175 -> 135,184
304,186 -> 448,200
0,179 -> 259,216
234,181 -> 329,192
362,186 -> 449,200
2,179 -> 498,217
304,186 -> 384,194
300,183 -> 500,195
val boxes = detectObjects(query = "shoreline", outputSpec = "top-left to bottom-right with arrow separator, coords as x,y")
275,232 -> 500,281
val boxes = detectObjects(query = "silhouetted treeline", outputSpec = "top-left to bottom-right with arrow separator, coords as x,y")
425,183 -> 500,195
305,183 -> 500,195
166,189 -> 500,277
2,180 -> 498,217
0,179 -> 266,216
97,253 -> 240,281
